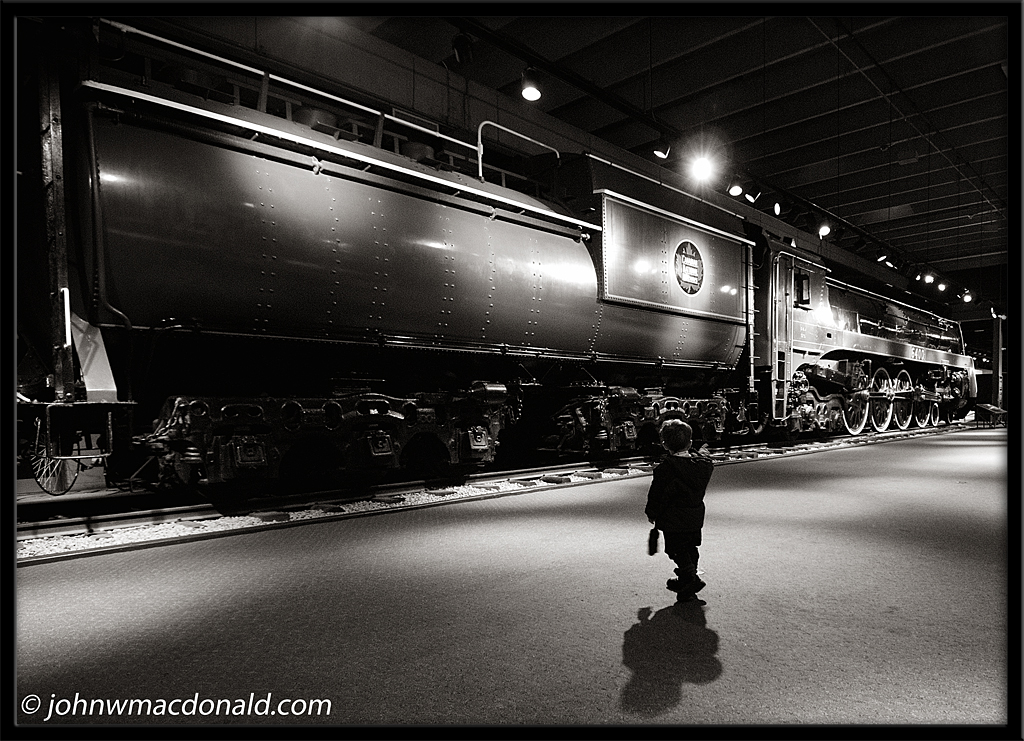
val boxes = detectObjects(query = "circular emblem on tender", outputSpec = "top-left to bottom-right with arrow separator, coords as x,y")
674,240 -> 704,294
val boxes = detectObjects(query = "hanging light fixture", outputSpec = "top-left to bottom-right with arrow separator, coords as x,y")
653,137 -> 671,159
521,68 -> 542,101
773,199 -> 791,218
818,221 -> 831,238
690,156 -> 713,182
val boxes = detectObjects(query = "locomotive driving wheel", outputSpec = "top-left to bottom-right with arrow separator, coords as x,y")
913,390 -> 936,428
868,367 -> 894,432
890,370 -> 914,430
841,391 -> 869,435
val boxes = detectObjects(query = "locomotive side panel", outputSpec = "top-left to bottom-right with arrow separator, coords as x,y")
592,194 -> 749,367
91,119 -> 599,357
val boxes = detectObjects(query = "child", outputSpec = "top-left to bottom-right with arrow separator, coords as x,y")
645,419 -> 715,604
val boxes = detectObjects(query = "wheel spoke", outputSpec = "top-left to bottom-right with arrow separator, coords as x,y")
869,367 -> 893,432
891,370 -> 913,430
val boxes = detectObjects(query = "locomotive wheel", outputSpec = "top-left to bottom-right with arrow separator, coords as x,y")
30,418 -> 80,496
868,368 -> 894,432
825,396 -> 846,434
890,370 -> 914,430
841,393 -> 869,435
913,398 -> 934,428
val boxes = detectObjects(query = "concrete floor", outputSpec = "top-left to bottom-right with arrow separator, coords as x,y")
15,427 -> 1013,729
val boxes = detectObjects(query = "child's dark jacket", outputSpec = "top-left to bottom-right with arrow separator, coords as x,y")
645,454 -> 714,532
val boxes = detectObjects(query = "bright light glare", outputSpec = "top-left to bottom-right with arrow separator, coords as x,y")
963,293 -> 973,303
937,282 -> 947,291
720,285 -> 732,293
924,274 -> 935,284
522,85 -> 541,102
818,224 -> 831,238
633,259 -> 652,274
690,156 -> 713,182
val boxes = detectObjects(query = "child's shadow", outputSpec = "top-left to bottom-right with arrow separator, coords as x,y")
620,602 -> 722,716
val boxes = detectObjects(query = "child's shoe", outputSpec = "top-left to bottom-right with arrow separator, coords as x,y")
676,592 -> 706,605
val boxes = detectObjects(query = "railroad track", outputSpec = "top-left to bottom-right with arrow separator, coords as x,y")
17,423 -> 967,564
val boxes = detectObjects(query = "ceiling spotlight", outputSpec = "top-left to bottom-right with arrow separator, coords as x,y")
924,273 -> 935,284
727,178 -> 743,197
653,137 -> 672,159
963,291 -> 973,303
818,222 -> 831,238
745,190 -> 761,204
875,248 -> 888,263
690,156 -> 713,182
937,282 -> 947,291
521,68 -> 542,101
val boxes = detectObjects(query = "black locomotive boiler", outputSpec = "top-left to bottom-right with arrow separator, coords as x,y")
16,19 -> 976,495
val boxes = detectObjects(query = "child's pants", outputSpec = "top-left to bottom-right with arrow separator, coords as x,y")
663,529 -> 701,581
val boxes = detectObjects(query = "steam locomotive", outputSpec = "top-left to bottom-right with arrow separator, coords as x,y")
17,18 -> 976,495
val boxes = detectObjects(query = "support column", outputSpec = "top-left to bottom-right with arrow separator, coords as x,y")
38,57 -> 76,403
991,317 -> 1003,408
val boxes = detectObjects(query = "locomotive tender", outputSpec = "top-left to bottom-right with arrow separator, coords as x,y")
17,18 -> 976,494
